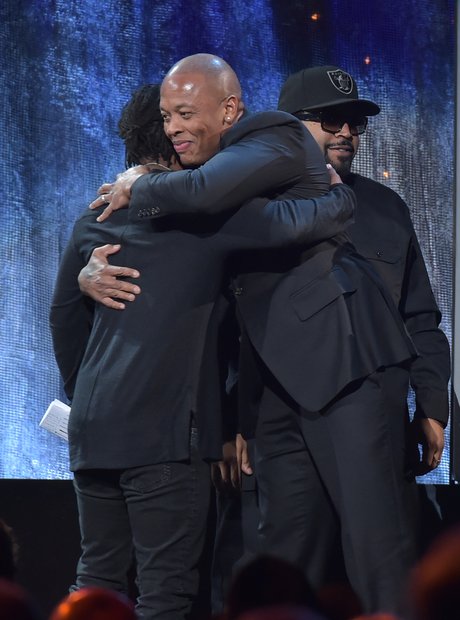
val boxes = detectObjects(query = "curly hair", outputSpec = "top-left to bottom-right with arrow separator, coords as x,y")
118,84 -> 176,168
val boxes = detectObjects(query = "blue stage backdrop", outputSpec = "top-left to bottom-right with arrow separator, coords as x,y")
0,1 -> 454,481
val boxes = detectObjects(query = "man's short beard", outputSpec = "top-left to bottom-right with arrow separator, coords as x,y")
325,153 -> 353,179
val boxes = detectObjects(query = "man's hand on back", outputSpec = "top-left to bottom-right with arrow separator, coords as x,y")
89,165 -> 151,222
78,244 -> 141,310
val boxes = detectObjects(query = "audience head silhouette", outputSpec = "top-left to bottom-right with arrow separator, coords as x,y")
49,587 -> 136,620
225,555 -> 318,620
237,604 -> 326,620
408,525 -> 460,620
0,579 -> 43,620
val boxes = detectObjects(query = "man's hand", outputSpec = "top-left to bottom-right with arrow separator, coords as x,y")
236,433 -> 253,476
409,417 -> 445,476
211,440 -> 240,492
327,163 -> 343,186
89,165 -> 150,222
78,244 -> 141,310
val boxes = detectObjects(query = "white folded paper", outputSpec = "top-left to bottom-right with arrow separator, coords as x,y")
40,399 -> 70,441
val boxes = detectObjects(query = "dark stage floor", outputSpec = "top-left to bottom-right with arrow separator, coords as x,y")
1,480 -> 460,617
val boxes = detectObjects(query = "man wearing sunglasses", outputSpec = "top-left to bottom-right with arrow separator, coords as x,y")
277,64 -> 449,469
235,65 -> 450,611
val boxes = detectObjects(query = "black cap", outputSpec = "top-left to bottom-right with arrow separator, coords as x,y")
278,65 -> 380,116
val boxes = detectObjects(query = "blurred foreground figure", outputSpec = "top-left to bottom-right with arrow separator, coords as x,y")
236,605 -> 326,620
0,578 -> 43,620
408,526 -> 460,620
353,615 -> 398,620
50,587 -> 136,620
315,582 -> 362,620
224,555 -> 318,620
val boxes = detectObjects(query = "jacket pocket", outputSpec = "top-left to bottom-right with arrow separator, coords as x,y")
357,240 -> 400,264
291,267 -> 356,321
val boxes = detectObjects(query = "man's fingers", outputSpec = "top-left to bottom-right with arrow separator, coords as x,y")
239,445 -> 253,475
89,193 -> 112,210
93,244 -> 122,258
78,257 -> 141,306
221,463 -> 230,484
211,464 -> 223,491
236,433 -> 253,476
95,194 -> 130,221
79,241 -> 141,308
95,272 -> 141,294
214,462 -> 229,488
96,204 -> 114,222
98,183 -> 115,195
327,163 -> 342,185
90,170 -> 137,215
409,417 -> 445,476
420,418 -> 445,470
230,462 -> 241,489
415,451 -> 443,475
83,271 -> 141,297
84,290 -> 128,310
89,246 -> 140,282
96,286 -> 138,302
100,297 -> 126,311
112,285 -> 140,299
425,446 -> 443,470
432,454 -> 443,469
101,266 -> 140,282
240,455 -> 253,476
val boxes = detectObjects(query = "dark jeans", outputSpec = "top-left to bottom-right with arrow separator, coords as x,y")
72,427 -> 211,620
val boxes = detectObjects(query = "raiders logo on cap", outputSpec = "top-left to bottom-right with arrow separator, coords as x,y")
327,69 -> 353,95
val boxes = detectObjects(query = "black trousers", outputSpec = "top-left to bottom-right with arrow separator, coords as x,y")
72,427 -> 211,620
254,366 -> 418,615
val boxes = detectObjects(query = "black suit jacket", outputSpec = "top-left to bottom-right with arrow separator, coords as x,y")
50,110 -> 355,470
131,111 -> 417,419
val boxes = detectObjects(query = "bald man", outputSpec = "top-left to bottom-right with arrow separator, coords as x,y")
81,54 -> 421,614
80,54 -> 419,614
55,63 -> 355,620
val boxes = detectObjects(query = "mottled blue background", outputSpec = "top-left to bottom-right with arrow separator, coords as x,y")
0,1 -> 454,481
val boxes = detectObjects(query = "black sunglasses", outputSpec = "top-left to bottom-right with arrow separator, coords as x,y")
295,111 -> 368,136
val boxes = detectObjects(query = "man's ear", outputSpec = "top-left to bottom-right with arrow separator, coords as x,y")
223,95 -> 240,125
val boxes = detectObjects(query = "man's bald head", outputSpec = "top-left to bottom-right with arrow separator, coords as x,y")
160,54 -> 244,167
165,53 -> 242,101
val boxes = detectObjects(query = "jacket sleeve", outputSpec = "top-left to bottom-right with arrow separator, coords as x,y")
49,234 -> 94,401
128,122 -> 325,219
218,184 -> 355,250
399,217 -> 451,426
